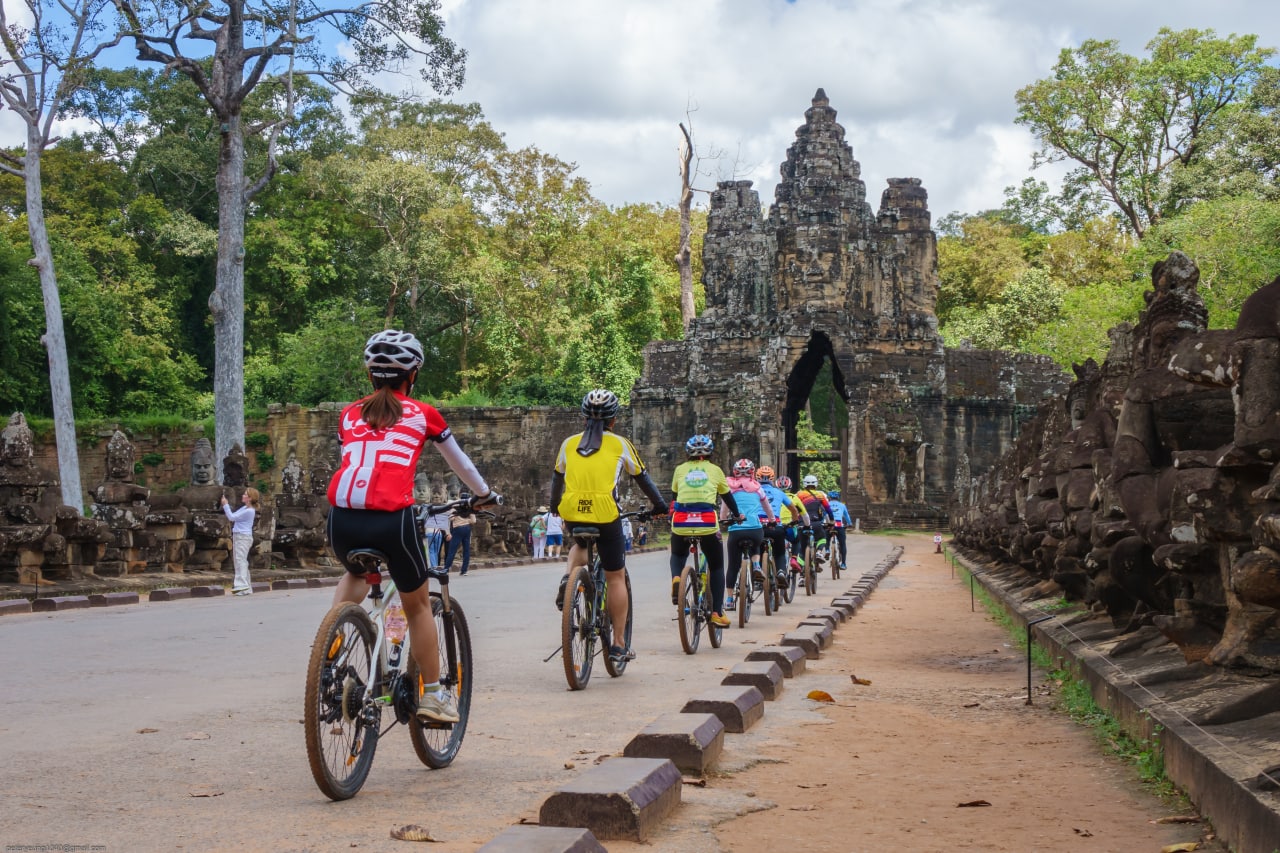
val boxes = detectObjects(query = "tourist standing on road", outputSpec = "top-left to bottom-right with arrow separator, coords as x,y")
443,493 -> 476,575
550,389 -> 667,664
545,511 -> 565,558
221,488 -> 259,595
530,506 -> 549,558
326,329 -> 500,723
669,435 -> 743,628
622,515 -> 634,552
418,503 -> 452,569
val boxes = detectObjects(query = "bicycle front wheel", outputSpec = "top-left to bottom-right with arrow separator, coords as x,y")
804,543 -> 817,596
304,602 -> 379,801
561,564 -> 596,690
677,565 -> 702,655
408,596 -> 473,768
737,553 -> 751,628
603,569 -> 633,677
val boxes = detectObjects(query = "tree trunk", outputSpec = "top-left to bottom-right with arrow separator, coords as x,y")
676,123 -> 695,333
24,127 -> 83,510
210,112 -> 247,478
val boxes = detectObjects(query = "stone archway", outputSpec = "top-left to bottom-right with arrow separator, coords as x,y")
782,331 -> 849,490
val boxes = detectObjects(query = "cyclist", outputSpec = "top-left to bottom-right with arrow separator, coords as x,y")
551,389 -> 667,664
755,466 -> 808,586
723,459 -> 775,611
327,329 -> 500,724
669,435 -> 743,629
794,474 -> 836,571
775,474 -> 807,577
827,488 -> 853,571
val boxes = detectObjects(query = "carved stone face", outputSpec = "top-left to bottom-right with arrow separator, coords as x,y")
191,439 -> 215,485
106,431 -> 135,481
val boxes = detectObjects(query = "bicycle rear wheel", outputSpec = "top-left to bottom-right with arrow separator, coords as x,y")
305,602 -> 379,801
830,538 -> 841,580
737,552 -> 751,628
762,550 -> 775,616
677,565 -> 702,655
804,542 -> 817,596
561,564 -> 595,690
603,569 -> 633,677
783,544 -> 797,603
408,596 -> 473,768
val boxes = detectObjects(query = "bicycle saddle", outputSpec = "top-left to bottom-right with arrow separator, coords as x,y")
346,548 -> 388,572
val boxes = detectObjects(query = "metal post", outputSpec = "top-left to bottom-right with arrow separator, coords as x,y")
1025,615 -> 1053,705
970,571 -> 975,612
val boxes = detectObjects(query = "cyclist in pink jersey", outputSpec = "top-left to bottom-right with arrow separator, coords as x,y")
326,329 -> 500,723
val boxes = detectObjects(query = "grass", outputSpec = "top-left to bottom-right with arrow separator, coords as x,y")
957,565 -> 1180,802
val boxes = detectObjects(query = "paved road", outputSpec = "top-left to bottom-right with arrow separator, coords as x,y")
0,538 -> 892,852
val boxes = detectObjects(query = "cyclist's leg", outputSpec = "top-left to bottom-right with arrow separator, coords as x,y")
765,525 -> 786,568
669,533 -> 690,603
704,532 -> 727,615
594,520 -> 630,653
725,529 -> 745,592
836,528 -> 847,565
401,583 -> 441,684
326,506 -> 385,606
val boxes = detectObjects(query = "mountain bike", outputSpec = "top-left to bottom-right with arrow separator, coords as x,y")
824,521 -> 842,581
304,498 -> 486,801
676,532 -> 724,654
779,522 -> 800,604
798,524 -> 819,596
731,533 -> 773,628
559,510 -> 650,690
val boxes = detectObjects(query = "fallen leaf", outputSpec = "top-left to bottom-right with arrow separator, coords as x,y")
1159,844 -> 1198,853
681,777 -> 708,787
593,754 -> 611,765
1072,828 -> 1093,837
563,761 -> 575,770
390,824 -> 437,842
137,728 -> 159,734
188,787 -> 223,798
850,676 -> 872,686
797,783 -> 827,789
963,702 -> 981,708
516,817 -> 538,825
957,800 -> 991,808
789,805 -> 816,811
806,690 -> 835,703
1151,816 -> 1200,825
183,732 -> 211,740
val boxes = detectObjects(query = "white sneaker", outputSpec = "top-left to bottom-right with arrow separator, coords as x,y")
417,688 -> 460,723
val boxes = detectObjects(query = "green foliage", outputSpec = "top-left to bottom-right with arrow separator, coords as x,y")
942,268 -> 1065,351
795,411 -> 840,486
140,453 -> 166,467
255,451 -> 275,471
244,432 -> 270,449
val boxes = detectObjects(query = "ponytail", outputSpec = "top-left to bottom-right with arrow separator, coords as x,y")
361,385 -> 403,430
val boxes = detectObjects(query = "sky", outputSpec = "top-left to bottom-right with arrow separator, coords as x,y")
3,0 -> 1279,221
431,0 -> 1280,219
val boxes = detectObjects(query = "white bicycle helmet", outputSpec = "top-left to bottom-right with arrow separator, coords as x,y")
685,434 -> 714,457
802,474 -> 819,488
581,389 -> 620,420
364,329 -> 424,379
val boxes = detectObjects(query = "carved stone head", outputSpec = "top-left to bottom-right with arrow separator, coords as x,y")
191,438 -> 216,486
105,430 -> 136,482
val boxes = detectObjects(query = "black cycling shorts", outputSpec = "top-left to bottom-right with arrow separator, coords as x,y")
327,505 -> 432,594
567,517 -> 627,573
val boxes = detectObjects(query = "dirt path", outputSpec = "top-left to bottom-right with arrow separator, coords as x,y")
616,533 -> 1222,853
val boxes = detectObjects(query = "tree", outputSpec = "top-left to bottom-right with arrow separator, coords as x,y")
1015,28 -> 1275,237
676,122 -> 696,332
0,0 -> 124,509
112,0 -> 466,476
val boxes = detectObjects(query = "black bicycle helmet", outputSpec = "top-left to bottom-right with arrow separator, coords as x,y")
581,389 -> 620,420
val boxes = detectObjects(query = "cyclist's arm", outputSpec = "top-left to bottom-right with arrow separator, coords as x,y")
434,435 -> 493,500
719,490 -> 741,518
631,469 -> 667,514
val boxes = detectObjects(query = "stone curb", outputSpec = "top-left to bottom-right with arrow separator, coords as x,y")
538,757 -> 681,842
796,620 -> 835,649
477,826 -> 606,852
89,592 -> 139,607
271,579 -> 308,591
722,660 -> 785,700
149,587 -> 191,602
31,595 -> 91,612
953,549 -> 1280,853
681,685 -> 765,733
623,712 -> 725,776
745,645 -> 808,677
306,577 -> 339,588
0,598 -> 32,616
190,586 -> 225,598
779,629 -> 822,659
808,606 -> 847,624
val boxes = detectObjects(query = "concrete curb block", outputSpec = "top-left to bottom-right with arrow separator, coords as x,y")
477,826 -> 607,852
808,606 -> 847,624
796,620 -> 834,649
745,645 -> 807,677
149,588 -> 191,602
539,757 -> 682,842
722,661 -> 784,700
88,592 -> 139,607
779,629 -> 822,659
0,598 -> 33,616
681,685 -> 765,733
31,595 -> 91,612
249,581 -> 270,593
623,712 -> 725,776
190,586 -> 225,598
271,579 -> 308,590
306,577 -> 340,588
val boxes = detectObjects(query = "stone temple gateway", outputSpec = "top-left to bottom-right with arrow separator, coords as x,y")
630,90 -> 1067,527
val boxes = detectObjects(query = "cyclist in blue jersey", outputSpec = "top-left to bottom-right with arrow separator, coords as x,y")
755,466 -> 809,587
827,489 -> 854,572
723,459 -> 776,610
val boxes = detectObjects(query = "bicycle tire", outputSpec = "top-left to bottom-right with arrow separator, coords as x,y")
783,543 -> 797,603
304,602 -> 380,801
804,542 -> 817,596
737,550 -> 751,628
706,567 -> 724,648
408,595 -> 473,768
561,564 -> 595,690
762,549 -> 775,616
603,569 -> 633,677
830,537 -> 841,580
677,564 -> 701,655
